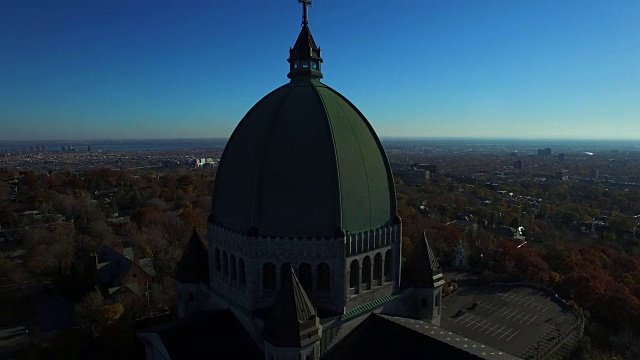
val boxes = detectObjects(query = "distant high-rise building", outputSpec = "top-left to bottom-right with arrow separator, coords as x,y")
67,145 -> 72,151
537,148 -> 552,157
513,159 -> 525,170
61,145 -> 66,152
87,145 -> 92,152
556,169 -> 569,181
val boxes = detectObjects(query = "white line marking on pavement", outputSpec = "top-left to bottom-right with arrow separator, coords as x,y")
491,325 -> 506,337
498,329 -> 512,339
484,323 -> 500,335
472,319 -> 488,330
477,321 -> 493,332
506,330 -> 521,341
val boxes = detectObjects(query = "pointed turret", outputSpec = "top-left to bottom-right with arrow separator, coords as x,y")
411,232 -> 445,288
176,229 -> 209,285
262,266 -> 321,348
452,239 -> 469,268
408,232 -> 445,325
287,0 -> 323,79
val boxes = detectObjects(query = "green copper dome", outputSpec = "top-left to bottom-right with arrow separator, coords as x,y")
210,8 -> 397,238
211,78 -> 396,238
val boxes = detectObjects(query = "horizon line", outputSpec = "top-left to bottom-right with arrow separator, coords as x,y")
1,136 -> 639,143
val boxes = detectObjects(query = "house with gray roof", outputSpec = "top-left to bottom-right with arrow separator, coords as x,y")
93,241 -> 155,297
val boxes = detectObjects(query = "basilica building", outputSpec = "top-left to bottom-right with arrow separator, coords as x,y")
138,2 -> 520,359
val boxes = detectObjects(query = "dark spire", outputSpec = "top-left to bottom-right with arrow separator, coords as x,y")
409,232 -> 445,288
176,229 -> 210,285
287,0 -> 323,80
300,0 -> 311,27
262,266 -> 321,347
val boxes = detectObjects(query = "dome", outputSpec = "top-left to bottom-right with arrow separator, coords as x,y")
212,78 -> 396,238
210,10 -> 397,238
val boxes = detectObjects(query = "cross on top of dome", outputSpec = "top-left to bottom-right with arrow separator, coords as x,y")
288,0 -> 323,79
299,0 -> 312,27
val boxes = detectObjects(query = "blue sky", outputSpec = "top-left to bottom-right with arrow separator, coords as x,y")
1,0 -> 639,140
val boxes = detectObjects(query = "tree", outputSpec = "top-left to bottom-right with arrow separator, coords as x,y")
97,303 -> 125,327
73,289 -> 105,326
512,247 -> 550,283
150,276 -> 177,313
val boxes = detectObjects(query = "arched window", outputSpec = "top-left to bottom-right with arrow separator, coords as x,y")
362,256 -> 371,290
384,250 -> 392,281
299,263 -> 312,292
222,251 -> 229,278
374,253 -> 382,286
238,258 -> 246,287
317,263 -> 330,291
214,248 -> 221,273
349,259 -> 359,290
230,254 -> 237,284
281,262 -> 292,287
263,263 -> 276,290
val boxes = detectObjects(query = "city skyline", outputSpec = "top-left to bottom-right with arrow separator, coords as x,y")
2,0 -> 639,141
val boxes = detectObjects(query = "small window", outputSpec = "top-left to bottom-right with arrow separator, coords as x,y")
132,273 -> 137,278
302,62 -> 309,69
188,293 -> 194,302
294,61 -> 299,69
311,61 -> 318,70
435,294 -> 440,307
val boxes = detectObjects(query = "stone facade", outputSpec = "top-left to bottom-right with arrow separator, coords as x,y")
207,222 -> 401,313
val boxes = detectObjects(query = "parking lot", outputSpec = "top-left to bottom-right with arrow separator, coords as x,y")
441,285 -> 578,359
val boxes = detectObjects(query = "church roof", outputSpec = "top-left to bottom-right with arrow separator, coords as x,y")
176,229 -> 209,285
424,231 -> 441,271
138,310 -> 262,360
211,77 -> 397,238
408,232 -> 445,288
262,266 -> 321,348
291,26 -> 320,58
